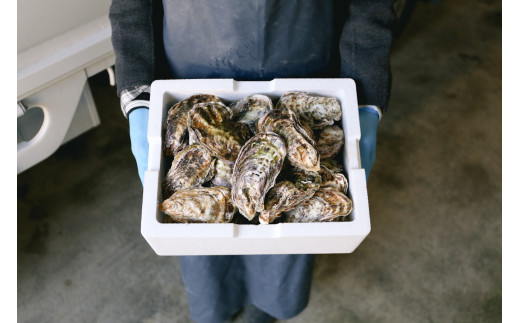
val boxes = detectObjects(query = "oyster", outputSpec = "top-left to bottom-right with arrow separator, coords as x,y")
316,125 -> 344,159
188,102 -> 252,162
258,108 -> 320,172
164,94 -> 223,156
209,159 -> 234,188
259,168 -> 321,224
300,121 -> 315,141
229,94 -> 273,133
285,188 -> 353,222
231,133 -> 287,220
160,186 -> 236,223
320,158 -> 344,174
319,164 -> 348,194
276,91 -> 342,129
162,144 -> 215,198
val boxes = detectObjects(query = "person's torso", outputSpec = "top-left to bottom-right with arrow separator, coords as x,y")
162,0 -> 336,80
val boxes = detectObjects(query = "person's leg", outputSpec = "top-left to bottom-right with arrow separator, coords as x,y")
242,304 -> 276,323
179,255 -> 247,323
241,254 -> 315,320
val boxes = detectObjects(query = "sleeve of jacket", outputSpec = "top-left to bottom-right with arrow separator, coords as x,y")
109,0 -> 155,97
339,0 -> 396,113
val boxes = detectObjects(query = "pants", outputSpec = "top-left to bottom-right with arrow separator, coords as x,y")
179,254 -> 315,323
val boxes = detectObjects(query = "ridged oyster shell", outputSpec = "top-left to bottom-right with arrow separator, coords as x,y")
188,102 -> 252,162
160,186 -> 236,223
319,164 -> 348,194
285,187 -> 353,222
164,94 -> 223,156
259,168 -> 321,224
209,159 -> 234,189
320,158 -> 344,173
231,133 -> 287,220
258,108 -> 320,172
276,91 -> 342,129
316,125 -> 344,159
162,144 -> 215,198
229,94 -> 273,133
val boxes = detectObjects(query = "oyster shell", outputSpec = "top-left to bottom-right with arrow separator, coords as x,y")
188,102 -> 252,162
276,91 -> 342,129
258,108 -> 320,172
162,144 -> 216,198
160,186 -> 236,223
319,164 -> 348,194
316,125 -> 344,159
259,168 -> 321,224
229,94 -> 273,133
209,159 -> 234,189
164,94 -> 223,156
231,133 -> 287,220
300,122 -> 315,141
285,188 -> 353,222
320,158 -> 344,174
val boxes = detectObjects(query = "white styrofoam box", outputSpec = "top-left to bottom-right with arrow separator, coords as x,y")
142,79 -> 370,256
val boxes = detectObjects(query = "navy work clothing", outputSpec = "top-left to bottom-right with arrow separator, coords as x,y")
180,255 -> 315,322
162,0 -> 335,80
109,1 -> 395,322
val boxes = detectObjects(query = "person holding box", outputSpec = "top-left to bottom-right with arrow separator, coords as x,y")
110,1 -> 394,322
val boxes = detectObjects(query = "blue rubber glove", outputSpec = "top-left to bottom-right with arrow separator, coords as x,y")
358,107 -> 380,181
128,108 -> 149,186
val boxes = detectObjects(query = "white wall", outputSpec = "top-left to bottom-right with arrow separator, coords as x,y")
17,0 -> 111,52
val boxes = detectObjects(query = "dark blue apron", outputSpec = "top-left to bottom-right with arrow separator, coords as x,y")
162,0 -> 335,80
162,1 -> 334,321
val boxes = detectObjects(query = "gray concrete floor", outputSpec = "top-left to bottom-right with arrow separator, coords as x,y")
17,0 -> 502,322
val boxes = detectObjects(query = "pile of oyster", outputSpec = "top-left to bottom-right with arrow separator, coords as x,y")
159,92 -> 353,224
